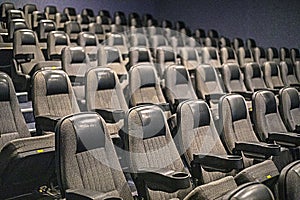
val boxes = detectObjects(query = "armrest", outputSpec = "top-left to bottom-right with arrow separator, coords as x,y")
157,102 -> 170,112
234,141 -> 280,159
290,83 -> 300,87
66,189 -> 123,200
274,86 -> 284,90
192,153 -> 243,173
231,91 -> 253,100
93,109 -> 125,123
35,115 -> 60,133
30,61 -> 62,76
172,98 -> 189,113
137,168 -> 190,193
205,93 -> 226,103
14,53 -> 34,63
268,132 -> 300,147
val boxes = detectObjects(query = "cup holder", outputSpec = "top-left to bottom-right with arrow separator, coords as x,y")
172,172 -> 189,178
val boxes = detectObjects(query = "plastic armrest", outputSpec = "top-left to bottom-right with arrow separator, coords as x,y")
192,153 -> 243,173
234,141 -> 280,158
205,93 -> 226,102
94,109 -> 125,123
14,53 -> 34,63
66,189 -> 123,200
268,132 -> 300,147
231,91 -> 253,100
35,115 -> 60,132
289,83 -> 300,87
137,168 -> 190,193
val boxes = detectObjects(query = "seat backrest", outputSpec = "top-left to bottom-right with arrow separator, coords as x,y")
63,7 -> 77,21
204,37 -> 218,48
44,5 -> 57,20
85,67 -> 128,112
13,29 -> 45,74
37,19 -> 56,42
267,47 -> 280,65
253,47 -> 267,65
195,64 -> 225,99
179,47 -> 200,71
81,8 -> 95,22
55,12 -> 69,30
222,63 -> 247,93
77,14 -> 90,31
232,37 -> 244,52
220,47 -> 238,64
129,33 -> 149,48
219,36 -> 231,48
263,61 -> 284,89
32,70 -> 80,118
129,64 -> 166,106
64,21 -> 81,42
219,94 -> 259,153
279,87 -> 300,132
56,112 -> 133,199
237,47 -> 254,67
61,46 -> 90,77
106,33 -> 128,55
7,9 -> 25,24
252,90 -> 287,141
0,72 -> 30,149
164,64 -> 197,107
128,47 -> 153,70
99,9 -> 111,19
280,47 -> 292,63
0,2 -> 15,22
150,34 -> 168,49
279,61 -> 299,86
8,18 -> 27,41
244,62 -> 267,92
202,46 -> 221,69
177,100 -> 228,183
47,31 -> 71,60
290,48 -> 300,64
246,38 -> 257,49
156,46 -> 177,78
88,22 -> 105,42
31,11 -> 46,30
23,3 -> 37,29
126,105 -> 191,199
77,32 -> 98,67
207,29 -> 219,39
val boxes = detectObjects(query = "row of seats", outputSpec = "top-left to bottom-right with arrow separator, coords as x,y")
1,70 -> 300,199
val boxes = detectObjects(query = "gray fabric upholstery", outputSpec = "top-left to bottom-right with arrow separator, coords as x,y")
56,113 -> 133,199
0,72 -> 30,150
32,70 -> 80,118
129,33 -> 149,48
23,3 -> 37,29
64,21 -> 81,42
128,47 -> 153,70
47,31 -> 71,60
85,68 -> 128,135
156,46 -> 177,78
253,47 -> 267,66
77,32 -> 99,68
88,23 -> 106,42
291,48 -> 300,64
202,47 -> 221,69
267,47 -> 280,65
263,61 -> 284,89
63,7 -> 77,21
220,47 -> 238,64
31,11 -> 46,30
8,18 -> 27,41
165,65 -> 197,107
279,61 -> 299,86
280,47 -> 292,63
55,13 -> 69,30
13,29 -> 45,75
237,47 -> 254,67
232,38 -> 244,52
244,62 -> 267,92
37,19 -> 55,42
179,47 -> 200,71
126,105 -> 192,199
222,63 -> 247,93
279,87 -> 300,132
44,5 -> 57,20
106,33 -> 128,56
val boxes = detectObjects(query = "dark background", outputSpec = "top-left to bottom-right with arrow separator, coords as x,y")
4,0 -> 300,48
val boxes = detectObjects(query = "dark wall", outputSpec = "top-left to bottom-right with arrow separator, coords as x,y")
3,0 -> 300,48
154,0 -> 300,49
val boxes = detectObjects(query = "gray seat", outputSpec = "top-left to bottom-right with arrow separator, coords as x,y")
202,46 -> 221,69
23,3 -> 37,29
279,61 -> 299,86
64,21 -> 81,43
32,69 -> 80,134
253,47 -> 267,66
96,15 -> 111,33
106,33 -> 129,57
44,5 -> 57,20
263,61 -> 284,89
36,19 -> 56,43
129,33 -> 149,48
8,18 -> 27,42
55,13 -> 69,31
85,68 -> 128,136
77,32 -> 99,67
127,46 -> 153,71
164,64 -> 197,113
280,47 -> 292,63
244,62 -> 267,92
63,7 -> 77,21
204,37 -> 218,48
179,47 -> 201,71
0,72 -> 55,199
88,22 -> 105,42
47,31 -> 71,60
31,11 -> 46,31
156,46 -> 177,79
246,38 -> 256,50
220,47 -> 238,65
237,47 -> 254,67
82,8 -> 95,22
279,87 -> 300,132
219,36 -> 231,49
267,47 -> 280,65
291,48 -> 300,65
232,37 -> 244,52
56,112 -> 133,199
77,14 -> 90,31
149,34 -> 169,57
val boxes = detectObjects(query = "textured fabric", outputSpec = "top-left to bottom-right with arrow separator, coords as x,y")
220,47 -> 238,64
263,62 -> 284,89
202,47 -> 221,69
180,47 -> 200,71
222,63 -> 247,93
57,114 -> 133,200
253,47 -> 267,66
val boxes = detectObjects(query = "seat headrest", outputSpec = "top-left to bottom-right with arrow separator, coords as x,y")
137,106 -> 166,140
164,49 -> 175,62
244,49 -> 251,58
70,113 -> 106,153
271,47 -> 279,58
67,22 -> 81,33
227,48 -> 235,59
287,89 -> 299,109
41,20 -> 55,32
189,101 -> 210,128
54,32 -> 68,45
259,47 -> 266,58
251,63 -> 261,78
20,30 -> 36,45
137,50 -> 150,62
227,95 -> 247,121
96,70 -> 116,90
106,48 -> 120,63
208,48 -> 217,59
9,10 -> 23,19
261,91 -> 277,114
83,33 -> 97,46
229,64 -> 240,80
187,49 -> 197,60
43,71 -> 69,95
176,66 -> 188,85
112,35 -> 123,45
70,47 -> 86,63
0,76 -> 10,101
138,65 -> 156,88
269,63 -> 278,76
285,61 -> 294,75
203,65 -> 216,82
